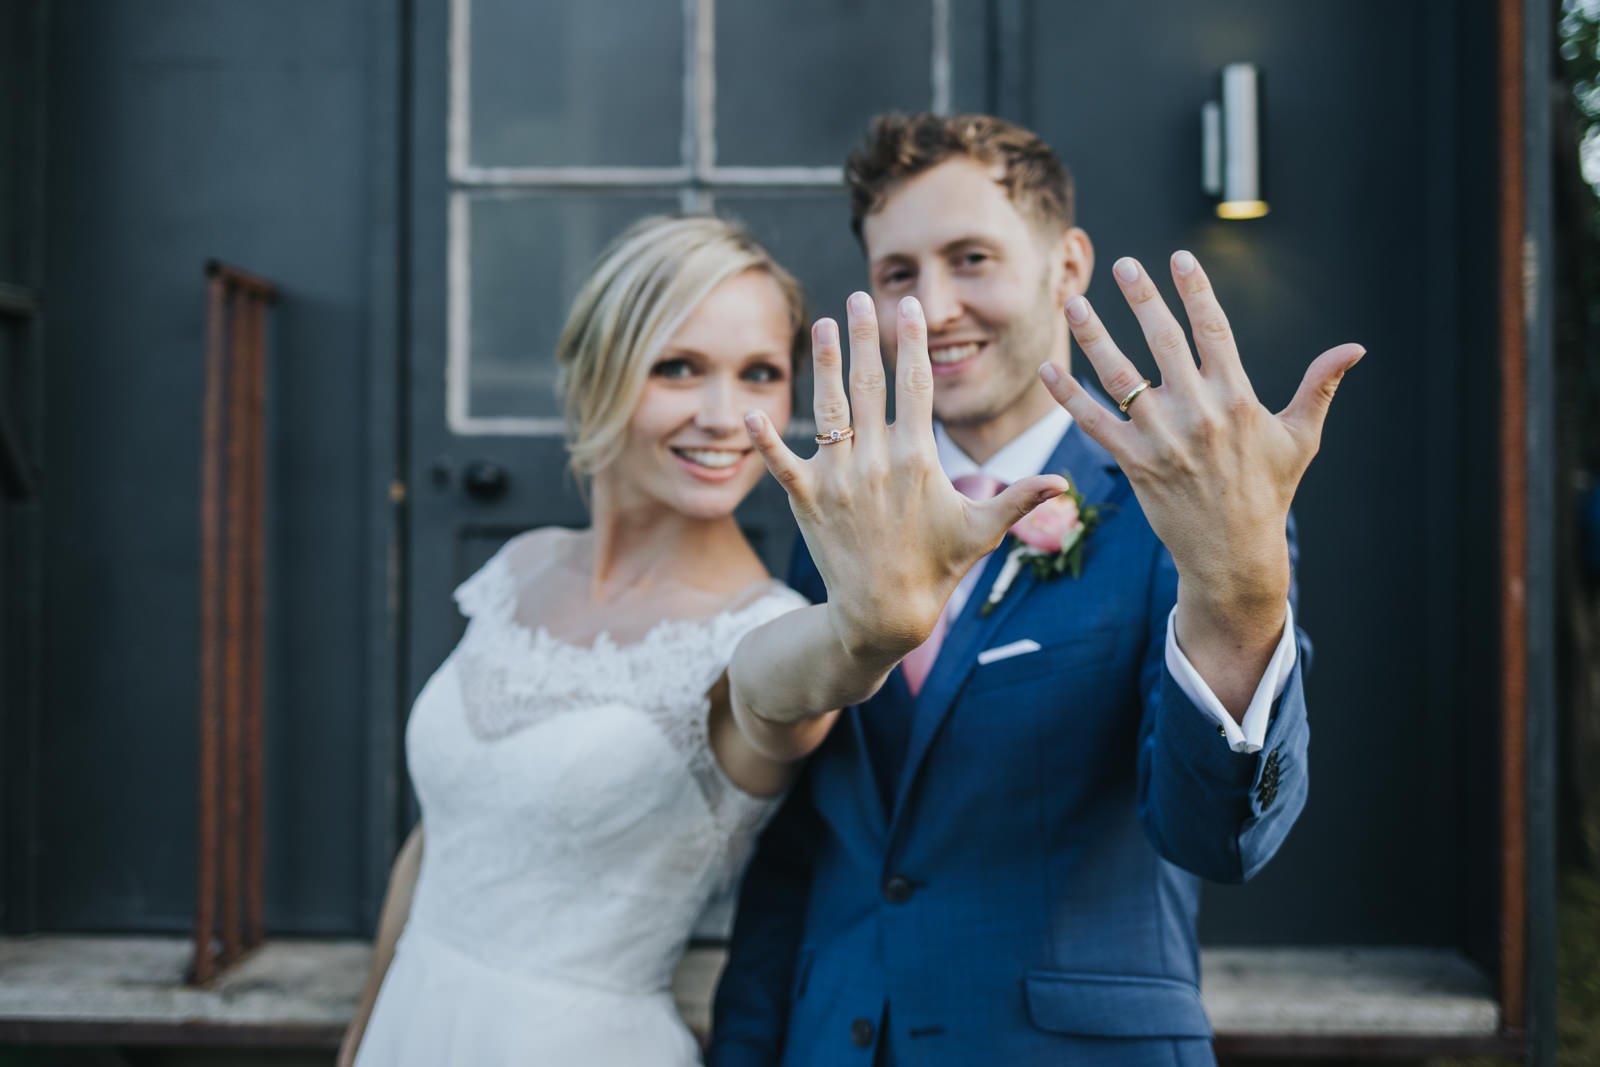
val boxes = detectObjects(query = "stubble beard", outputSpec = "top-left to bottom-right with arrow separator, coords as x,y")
933,275 -> 1065,435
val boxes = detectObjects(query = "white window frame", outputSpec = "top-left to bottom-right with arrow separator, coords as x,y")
447,0 -> 952,435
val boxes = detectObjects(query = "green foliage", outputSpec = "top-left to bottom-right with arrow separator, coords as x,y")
1558,872 -> 1600,1065
1560,2 -> 1600,473
1561,0 -> 1600,233
1562,2 -> 1600,125
1561,0 -> 1600,259
1560,0 -> 1600,236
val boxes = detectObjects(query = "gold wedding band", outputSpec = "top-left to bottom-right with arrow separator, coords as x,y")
1118,379 -> 1152,413
814,426 -> 855,445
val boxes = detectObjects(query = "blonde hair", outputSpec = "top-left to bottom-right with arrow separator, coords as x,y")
555,215 -> 806,477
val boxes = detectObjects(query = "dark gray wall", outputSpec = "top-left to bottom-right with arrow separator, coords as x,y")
1450,0 -> 1507,974
998,0 -> 1503,955
1,0 -> 48,934
35,1 -> 390,933
10,0 -> 1510,965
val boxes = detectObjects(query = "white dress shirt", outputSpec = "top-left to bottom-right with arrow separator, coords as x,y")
935,408 -> 1297,754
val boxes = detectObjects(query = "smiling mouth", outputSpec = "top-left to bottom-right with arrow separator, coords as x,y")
929,341 -> 984,368
671,447 -> 748,471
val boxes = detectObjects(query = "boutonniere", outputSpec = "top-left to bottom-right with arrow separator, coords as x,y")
979,476 -> 1107,616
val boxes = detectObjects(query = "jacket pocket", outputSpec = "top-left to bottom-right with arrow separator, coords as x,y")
1024,970 -> 1212,1039
970,628 -> 1119,693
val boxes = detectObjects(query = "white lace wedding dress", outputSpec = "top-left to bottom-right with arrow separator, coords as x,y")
354,529 -> 806,1066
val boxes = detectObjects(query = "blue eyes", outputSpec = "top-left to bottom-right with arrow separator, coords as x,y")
652,358 -> 697,379
742,364 -> 785,384
650,358 -> 786,384
879,252 -> 991,288
652,359 -> 694,379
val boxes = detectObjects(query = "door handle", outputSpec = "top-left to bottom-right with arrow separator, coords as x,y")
461,460 -> 509,501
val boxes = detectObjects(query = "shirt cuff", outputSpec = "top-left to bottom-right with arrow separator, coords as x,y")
1164,600 -> 1298,754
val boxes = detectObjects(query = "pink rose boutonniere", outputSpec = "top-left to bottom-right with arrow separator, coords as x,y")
978,476 -> 1107,616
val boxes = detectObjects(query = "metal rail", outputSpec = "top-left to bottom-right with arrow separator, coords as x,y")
190,261 -> 276,985
1496,0 -> 1527,1036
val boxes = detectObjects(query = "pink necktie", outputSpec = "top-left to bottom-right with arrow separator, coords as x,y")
900,473 -> 1008,696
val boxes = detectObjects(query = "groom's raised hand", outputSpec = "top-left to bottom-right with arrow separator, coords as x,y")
1037,250 -> 1363,715
745,291 -> 1067,662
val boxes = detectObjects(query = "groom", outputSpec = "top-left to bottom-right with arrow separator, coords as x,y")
710,113 -> 1361,1066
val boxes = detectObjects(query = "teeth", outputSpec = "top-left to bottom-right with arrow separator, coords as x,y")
678,449 -> 744,469
930,342 -> 982,365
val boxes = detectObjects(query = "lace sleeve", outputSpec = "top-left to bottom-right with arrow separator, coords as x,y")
452,529 -> 551,622
690,585 -> 811,922
694,583 -> 810,695
453,551 -> 512,622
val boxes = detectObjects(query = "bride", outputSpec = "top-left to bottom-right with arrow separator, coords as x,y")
339,214 -> 1061,1065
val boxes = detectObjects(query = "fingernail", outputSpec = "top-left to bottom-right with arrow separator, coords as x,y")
1172,250 -> 1196,275
1038,362 -> 1060,385
848,291 -> 873,316
815,318 -> 838,345
1351,346 -> 1367,363
1114,258 -> 1140,284
744,411 -> 764,434
1065,296 -> 1089,324
899,295 -> 921,318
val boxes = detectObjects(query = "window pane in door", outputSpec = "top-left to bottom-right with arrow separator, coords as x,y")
466,0 -> 684,168
715,1 -> 932,168
717,191 -> 863,324
464,192 -> 678,421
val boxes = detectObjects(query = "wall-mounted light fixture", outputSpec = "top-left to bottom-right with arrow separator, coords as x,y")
1202,63 -> 1268,220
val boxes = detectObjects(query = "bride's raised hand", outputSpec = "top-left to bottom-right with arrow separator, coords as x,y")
744,292 -> 1067,661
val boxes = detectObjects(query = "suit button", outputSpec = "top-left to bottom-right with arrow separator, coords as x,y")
850,1018 -> 876,1047
883,876 -> 915,904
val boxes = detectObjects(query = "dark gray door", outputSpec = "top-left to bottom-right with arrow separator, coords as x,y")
405,0 -> 962,716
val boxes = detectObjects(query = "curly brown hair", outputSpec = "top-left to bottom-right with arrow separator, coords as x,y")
843,112 -> 1075,244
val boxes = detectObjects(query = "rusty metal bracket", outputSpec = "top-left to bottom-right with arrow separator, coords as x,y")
190,261 -> 277,985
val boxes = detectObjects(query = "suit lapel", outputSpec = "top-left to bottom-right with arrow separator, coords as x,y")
888,416 -> 1123,828
853,672 -> 901,833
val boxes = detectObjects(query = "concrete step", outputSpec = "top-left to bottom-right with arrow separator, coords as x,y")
0,937 -> 1500,1051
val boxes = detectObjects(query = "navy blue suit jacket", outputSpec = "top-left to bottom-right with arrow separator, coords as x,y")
710,416 -> 1312,1066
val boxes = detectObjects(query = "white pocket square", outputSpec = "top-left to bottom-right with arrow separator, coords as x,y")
977,639 -> 1042,665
